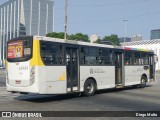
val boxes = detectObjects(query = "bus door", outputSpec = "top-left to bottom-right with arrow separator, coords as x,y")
149,54 -> 155,80
66,47 -> 79,92
115,52 -> 124,86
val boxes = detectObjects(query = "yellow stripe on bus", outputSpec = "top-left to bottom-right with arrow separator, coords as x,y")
59,72 -> 66,81
5,61 -> 8,70
30,40 -> 44,66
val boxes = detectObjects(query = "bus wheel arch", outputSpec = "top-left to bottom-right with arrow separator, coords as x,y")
140,74 -> 147,88
83,77 -> 97,96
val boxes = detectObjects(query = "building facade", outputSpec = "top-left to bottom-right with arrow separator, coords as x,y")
151,29 -> 160,40
119,37 -> 131,43
121,39 -> 160,70
0,0 -> 54,65
90,34 -> 99,43
131,35 -> 142,42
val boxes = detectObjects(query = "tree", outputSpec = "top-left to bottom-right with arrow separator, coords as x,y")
93,38 -> 101,44
46,32 -> 90,42
68,33 -> 90,42
102,34 -> 120,46
46,32 -> 66,39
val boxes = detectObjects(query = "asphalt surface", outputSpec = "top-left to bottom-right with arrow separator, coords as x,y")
0,69 -> 160,120
0,69 -> 5,87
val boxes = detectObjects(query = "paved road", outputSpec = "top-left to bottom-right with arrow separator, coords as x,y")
0,70 -> 160,120
0,69 -> 5,87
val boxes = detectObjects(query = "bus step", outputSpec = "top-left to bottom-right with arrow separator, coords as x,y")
116,85 -> 124,88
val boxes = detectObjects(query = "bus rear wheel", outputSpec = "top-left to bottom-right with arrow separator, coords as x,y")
84,79 -> 96,96
140,76 -> 147,88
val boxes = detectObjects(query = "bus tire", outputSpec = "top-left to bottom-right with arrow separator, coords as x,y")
140,76 -> 147,88
84,79 -> 96,96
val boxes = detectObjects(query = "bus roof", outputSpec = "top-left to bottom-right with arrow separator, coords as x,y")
34,36 -> 118,49
13,36 -> 153,53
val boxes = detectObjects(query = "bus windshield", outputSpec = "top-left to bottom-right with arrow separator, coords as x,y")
7,36 -> 33,62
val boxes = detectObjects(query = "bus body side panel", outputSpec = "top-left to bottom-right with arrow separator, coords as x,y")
31,39 -> 67,94
124,66 -> 149,86
38,66 -> 67,94
79,66 -> 115,92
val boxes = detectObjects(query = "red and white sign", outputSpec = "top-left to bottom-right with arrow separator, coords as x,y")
8,41 -> 23,59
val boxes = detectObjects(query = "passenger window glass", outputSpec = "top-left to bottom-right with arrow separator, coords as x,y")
41,41 -> 63,65
141,52 -> 149,65
134,52 -> 141,65
81,47 -> 98,65
125,52 -> 132,65
125,51 -> 149,65
99,49 -> 113,65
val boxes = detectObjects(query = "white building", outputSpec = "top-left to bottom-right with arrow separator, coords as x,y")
122,39 -> 160,70
131,35 -> 142,42
90,34 -> 99,43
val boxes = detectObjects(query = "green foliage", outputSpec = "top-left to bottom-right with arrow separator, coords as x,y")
46,32 -> 65,39
46,32 -> 90,42
68,33 -> 90,42
94,34 -> 120,46
93,38 -> 101,44
102,34 -> 120,46
46,32 -> 120,45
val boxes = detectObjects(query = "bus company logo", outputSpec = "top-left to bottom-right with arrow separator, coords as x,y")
2,112 -> 11,117
90,68 -> 94,74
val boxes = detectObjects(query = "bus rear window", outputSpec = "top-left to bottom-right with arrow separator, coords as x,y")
7,37 -> 33,62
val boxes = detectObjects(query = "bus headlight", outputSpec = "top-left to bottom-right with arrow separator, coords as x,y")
30,66 -> 35,85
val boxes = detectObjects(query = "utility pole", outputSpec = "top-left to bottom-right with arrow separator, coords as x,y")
64,0 -> 68,40
123,19 -> 128,46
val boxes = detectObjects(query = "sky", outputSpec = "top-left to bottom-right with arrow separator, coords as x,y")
1,0 -> 160,40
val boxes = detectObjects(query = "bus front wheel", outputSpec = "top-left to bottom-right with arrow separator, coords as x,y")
140,76 -> 147,88
84,79 -> 96,96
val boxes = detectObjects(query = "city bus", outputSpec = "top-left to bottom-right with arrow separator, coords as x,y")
6,36 -> 158,96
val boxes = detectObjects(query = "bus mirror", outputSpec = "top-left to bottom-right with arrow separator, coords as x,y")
154,54 -> 158,64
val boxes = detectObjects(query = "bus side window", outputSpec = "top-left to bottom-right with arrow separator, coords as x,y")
134,52 -> 141,65
99,49 -> 113,65
80,47 -> 85,64
125,51 -> 131,65
125,60 -> 129,65
81,47 -> 98,65
59,45 -> 63,64
40,41 -> 64,65
98,49 -> 104,65
141,52 -> 149,65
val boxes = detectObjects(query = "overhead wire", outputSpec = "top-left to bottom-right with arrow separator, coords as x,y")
55,0 -> 151,10
68,0 -> 151,7
55,11 -> 160,25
